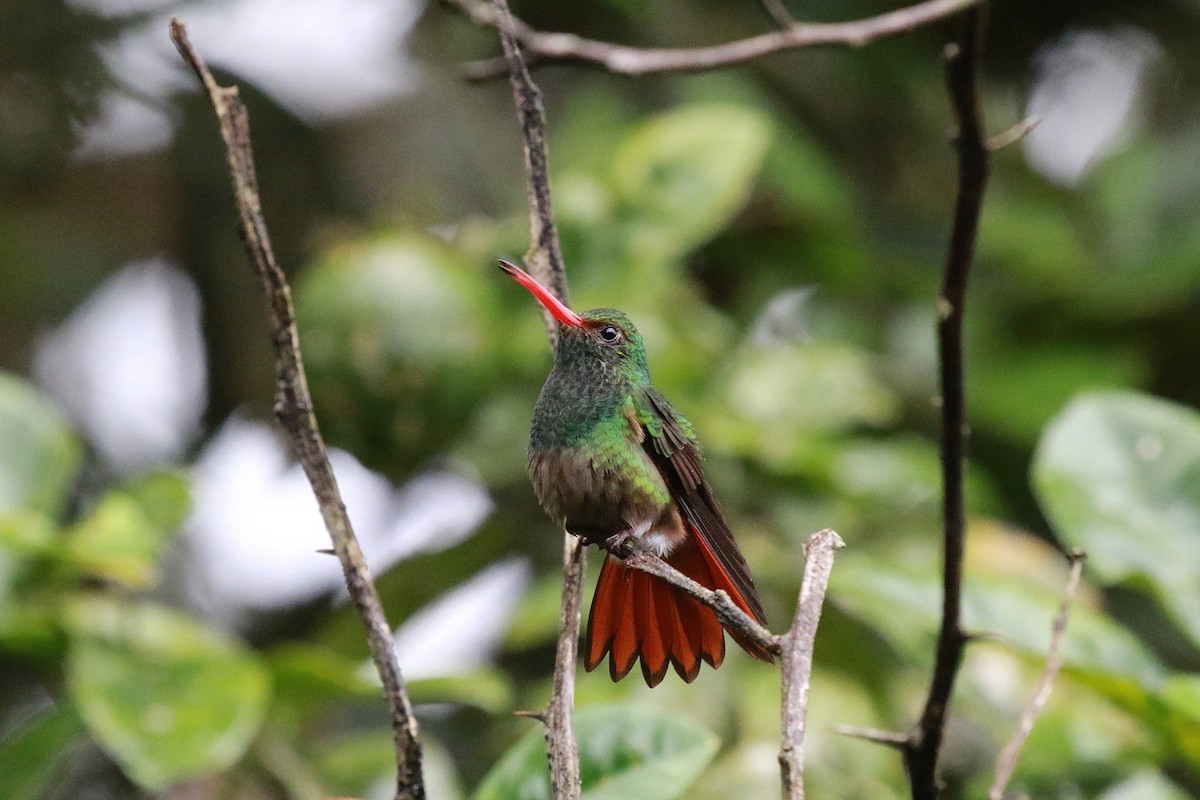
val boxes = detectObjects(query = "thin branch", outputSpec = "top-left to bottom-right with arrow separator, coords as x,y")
168,19 -> 424,800
779,530 -> 845,800
491,1 -> 583,797
986,116 -> 1039,151
988,551 -> 1087,800
903,8 -> 990,800
832,725 -> 911,750
758,0 -> 799,30
494,0 -> 570,345
545,535 -> 585,799
621,544 -> 781,658
445,0 -> 983,79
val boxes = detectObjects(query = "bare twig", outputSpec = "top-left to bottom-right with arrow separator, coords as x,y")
545,535 -> 586,799
492,1 -> 583,797
494,0 -> 569,345
988,551 -> 1087,800
758,0 -> 799,30
621,544 -> 781,658
168,19 -> 424,800
832,725 -> 911,749
986,116 -> 1039,151
779,530 -> 845,800
445,0 -> 983,79
903,8 -> 990,800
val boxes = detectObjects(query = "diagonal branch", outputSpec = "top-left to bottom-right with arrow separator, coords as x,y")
492,1 -> 584,798
444,0 -> 983,79
168,18 -> 425,800
903,8 -> 990,799
988,551 -> 1087,800
622,545 -> 781,658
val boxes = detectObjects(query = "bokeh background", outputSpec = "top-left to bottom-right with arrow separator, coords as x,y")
3,0 -> 1200,798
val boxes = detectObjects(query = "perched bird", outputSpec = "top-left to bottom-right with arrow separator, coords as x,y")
500,259 -> 773,687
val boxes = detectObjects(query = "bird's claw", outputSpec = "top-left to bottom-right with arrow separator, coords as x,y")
602,532 -> 634,558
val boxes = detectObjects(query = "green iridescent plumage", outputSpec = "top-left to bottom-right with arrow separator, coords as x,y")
528,309 -> 673,539
501,258 -> 772,684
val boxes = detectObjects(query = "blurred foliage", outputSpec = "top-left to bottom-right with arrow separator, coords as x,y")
3,0 -> 1200,798
474,705 -> 719,800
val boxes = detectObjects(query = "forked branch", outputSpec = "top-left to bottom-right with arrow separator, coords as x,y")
168,18 -> 425,800
445,0 -> 983,79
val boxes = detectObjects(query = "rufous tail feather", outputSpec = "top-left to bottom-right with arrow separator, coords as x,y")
584,536 -> 773,687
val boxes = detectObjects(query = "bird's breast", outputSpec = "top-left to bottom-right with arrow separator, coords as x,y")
528,436 -> 670,542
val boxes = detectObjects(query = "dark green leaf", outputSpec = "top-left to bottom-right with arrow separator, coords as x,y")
0,704 -> 84,800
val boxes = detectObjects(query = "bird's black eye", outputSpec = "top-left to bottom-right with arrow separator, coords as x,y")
598,325 -> 621,343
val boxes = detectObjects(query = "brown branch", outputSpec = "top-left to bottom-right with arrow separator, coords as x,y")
988,551 -> 1087,800
168,19 -> 425,800
621,545 -> 782,658
545,535 -> 586,799
779,530 -> 845,800
491,1 -> 584,797
902,8 -> 990,800
758,0 -> 799,30
494,0 -> 569,345
624,531 -> 844,800
445,0 -> 983,79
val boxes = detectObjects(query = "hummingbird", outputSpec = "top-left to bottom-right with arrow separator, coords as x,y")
500,259 -> 774,687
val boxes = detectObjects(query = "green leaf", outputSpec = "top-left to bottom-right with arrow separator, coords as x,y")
64,596 -> 270,790
64,473 -> 189,587
0,705 -> 85,800
1033,391 -> 1200,646
1159,674 -> 1200,767
473,705 -> 719,800
0,372 -> 81,518
613,104 -> 772,264
296,234 -> 490,470
717,341 -> 899,470
831,535 -> 1163,685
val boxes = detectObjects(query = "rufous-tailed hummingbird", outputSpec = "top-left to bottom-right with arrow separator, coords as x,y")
500,259 -> 773,687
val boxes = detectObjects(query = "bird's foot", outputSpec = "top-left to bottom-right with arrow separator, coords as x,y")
602,532 -> 634,558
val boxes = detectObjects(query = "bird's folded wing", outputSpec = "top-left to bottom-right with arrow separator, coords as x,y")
635,388 -> 767,624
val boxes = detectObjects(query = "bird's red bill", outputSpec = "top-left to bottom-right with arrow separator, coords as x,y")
498,259 -> 583,327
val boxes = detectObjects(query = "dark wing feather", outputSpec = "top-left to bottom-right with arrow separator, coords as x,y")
638,388 -> 767,624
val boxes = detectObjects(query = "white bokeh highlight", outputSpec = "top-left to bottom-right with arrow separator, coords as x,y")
388,558 -> 531,680
74,0 -> 425,158
1024,27 -> 1161,187
184,416 -> 494,627
34,258 -> 207,474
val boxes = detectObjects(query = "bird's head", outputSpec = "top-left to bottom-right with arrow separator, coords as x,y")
499,259 -> 648,377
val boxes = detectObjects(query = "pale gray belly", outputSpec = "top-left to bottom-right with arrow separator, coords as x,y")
528,446 -> 669,542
